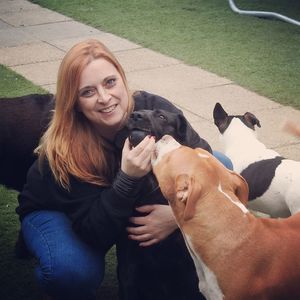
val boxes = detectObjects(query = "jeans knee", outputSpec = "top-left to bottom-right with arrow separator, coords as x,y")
21,211 -> 105,299
36,256 -> 105,300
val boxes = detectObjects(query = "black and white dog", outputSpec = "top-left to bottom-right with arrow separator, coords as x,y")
213,102 -> 300,218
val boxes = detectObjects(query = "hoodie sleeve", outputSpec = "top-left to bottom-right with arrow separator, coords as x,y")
17,160 -> 146,252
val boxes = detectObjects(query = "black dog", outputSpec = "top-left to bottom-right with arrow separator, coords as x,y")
115,109 -> 209,300
1,95 -> 207,299
0,93 -> 54,258
0,93 -> 54,192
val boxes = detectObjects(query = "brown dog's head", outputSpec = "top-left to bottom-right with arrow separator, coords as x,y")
152,135 -> 249,225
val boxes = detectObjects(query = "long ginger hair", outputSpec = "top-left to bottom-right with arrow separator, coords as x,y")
37,39 -> 134,189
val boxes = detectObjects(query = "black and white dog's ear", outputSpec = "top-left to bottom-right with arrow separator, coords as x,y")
213,103 -> 229,133
243,112 -> 261,129
213,103 -> 228,122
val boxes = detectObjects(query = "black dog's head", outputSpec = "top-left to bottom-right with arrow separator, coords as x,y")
114,109 -> 189,149
127,109 -> 189,147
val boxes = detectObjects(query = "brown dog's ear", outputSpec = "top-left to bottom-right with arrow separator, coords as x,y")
175,174 -> 201,221
230,171 -> 249,205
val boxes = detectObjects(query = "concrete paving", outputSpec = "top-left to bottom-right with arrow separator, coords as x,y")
1,0 -> 300,160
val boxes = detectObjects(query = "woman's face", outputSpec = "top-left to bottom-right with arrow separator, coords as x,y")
77,58 -> 129,139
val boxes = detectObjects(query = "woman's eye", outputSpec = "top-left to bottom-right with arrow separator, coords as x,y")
80,89 -> 95,98
105,78 -> 116,88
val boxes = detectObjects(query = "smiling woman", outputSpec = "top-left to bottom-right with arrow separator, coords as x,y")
15,39 -> 229,300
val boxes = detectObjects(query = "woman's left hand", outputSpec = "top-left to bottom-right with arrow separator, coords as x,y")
126,204 -> 178,247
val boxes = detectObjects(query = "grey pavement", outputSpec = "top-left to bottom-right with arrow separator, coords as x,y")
1,0 -> 300,160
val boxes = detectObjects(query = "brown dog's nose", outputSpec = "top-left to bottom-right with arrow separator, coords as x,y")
161,135 -> 174,143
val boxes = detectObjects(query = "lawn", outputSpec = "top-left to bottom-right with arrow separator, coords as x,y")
30,0 -> 300,108
0,66 -> 118,300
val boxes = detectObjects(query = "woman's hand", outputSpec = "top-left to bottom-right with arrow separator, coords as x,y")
121,136 -> 155,178
126,205 -> 178,247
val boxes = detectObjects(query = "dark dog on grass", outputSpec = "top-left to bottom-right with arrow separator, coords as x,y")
0,93 -> 54,258
0,93 -> 54,192
1,94 -> 209,299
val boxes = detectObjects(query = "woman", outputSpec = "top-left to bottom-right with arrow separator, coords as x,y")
16,39 -> 232,300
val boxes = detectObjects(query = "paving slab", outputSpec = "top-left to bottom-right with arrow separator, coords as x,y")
250,106 -> 300,149
41,83 -> 56,93
11,60 -> 60,86
0,8 -> 71,27
160,84 -> 282,121
49,33 -> 141,53
126,63 -> 231,98
22,20 -> 100,41
275,144 -> 300,161
115,48 -> 180,73
0,42 -> 65,66
0,19 -> 11,29
0,0 -> 40,13
0,27 -> 39,46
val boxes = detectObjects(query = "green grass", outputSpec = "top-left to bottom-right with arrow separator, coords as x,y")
0,186 -> 40,300
0,65 -> 45,97
0,66 -> 118,300
30,0 -> 300,108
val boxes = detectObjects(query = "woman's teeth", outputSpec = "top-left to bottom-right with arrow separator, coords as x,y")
100,105 -> 116,113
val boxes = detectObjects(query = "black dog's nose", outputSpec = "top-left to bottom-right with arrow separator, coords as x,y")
130,112 -> 144,121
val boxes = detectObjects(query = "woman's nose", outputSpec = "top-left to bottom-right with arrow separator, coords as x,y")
96,86 -> 111,103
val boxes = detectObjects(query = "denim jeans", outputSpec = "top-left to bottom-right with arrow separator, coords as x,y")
21,151 -> 232,299
21,210 -> 105,300
213,150 -> 233,170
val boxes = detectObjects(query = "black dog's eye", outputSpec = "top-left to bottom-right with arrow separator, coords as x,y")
158,114 -> 167,120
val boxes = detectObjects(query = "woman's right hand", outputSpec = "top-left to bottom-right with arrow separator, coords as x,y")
121,136 -> 156,178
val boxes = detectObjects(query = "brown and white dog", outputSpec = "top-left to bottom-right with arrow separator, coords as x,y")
151,135 -> 300,300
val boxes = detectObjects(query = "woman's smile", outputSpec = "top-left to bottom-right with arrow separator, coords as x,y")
98,104 -> 118,114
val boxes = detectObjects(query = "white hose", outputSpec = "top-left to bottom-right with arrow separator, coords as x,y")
228,0 -> 300,26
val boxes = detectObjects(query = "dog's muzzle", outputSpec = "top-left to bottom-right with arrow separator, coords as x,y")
128,129 -> 151,147
127,112 -> 154,147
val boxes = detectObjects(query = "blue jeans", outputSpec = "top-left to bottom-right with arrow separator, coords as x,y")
21,151 -> 231,299
213,150 -> 233,170
21,211 -> 105,300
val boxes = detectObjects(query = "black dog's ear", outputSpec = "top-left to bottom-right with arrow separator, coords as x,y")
213,103 -> 229,133
243,112 -> 261,130
176,114 -> 188,138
